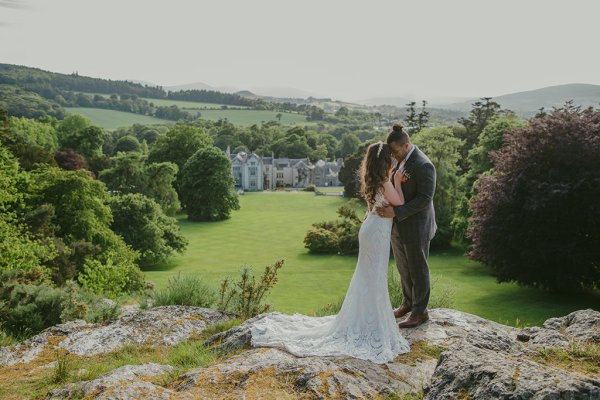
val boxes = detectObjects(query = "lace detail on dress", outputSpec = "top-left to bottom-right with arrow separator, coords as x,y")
370,189 -> 390,214
250,184 -> 409,364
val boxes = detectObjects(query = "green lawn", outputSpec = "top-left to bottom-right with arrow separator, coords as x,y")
66,107 -> 174,130
144,192 -> 600,327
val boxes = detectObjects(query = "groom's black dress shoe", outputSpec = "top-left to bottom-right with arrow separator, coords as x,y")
398,311 -> 429,328
393,304 -> 411,319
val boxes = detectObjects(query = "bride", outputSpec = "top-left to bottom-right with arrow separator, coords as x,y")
250,141 -> 410,364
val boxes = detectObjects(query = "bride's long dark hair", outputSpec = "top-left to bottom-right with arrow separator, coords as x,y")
359,141 -> 392,207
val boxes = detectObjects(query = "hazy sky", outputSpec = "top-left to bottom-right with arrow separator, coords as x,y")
2,0 -> 599,101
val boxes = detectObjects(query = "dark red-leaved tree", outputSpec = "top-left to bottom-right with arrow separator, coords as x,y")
54,148 -> 89,171
469,104 -> 600,291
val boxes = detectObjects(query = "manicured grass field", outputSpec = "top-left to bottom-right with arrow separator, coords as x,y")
144,192 -> 600,327
65,107 -> 174,130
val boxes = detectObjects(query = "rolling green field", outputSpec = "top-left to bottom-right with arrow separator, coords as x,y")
66,106 -> 309,129
144,192 -> 600,327
140,97 -> 248,110
192,109 -> 309,126
66,107 -> 174,130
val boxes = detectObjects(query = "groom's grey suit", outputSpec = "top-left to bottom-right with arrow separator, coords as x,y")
391,145 -> 437,314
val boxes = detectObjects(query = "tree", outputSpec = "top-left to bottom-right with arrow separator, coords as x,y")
339,144 -> 368,198
180,146 -> 240,221
311,143 -> 328,161
99,152 -> 147,194
54,148 -> 89,172
109,193 -> 187,266
417,100 -> 430,132
404,101 -> 418,129
147,124 -> 213,194
0,144 -> 55,273
10,143 -> 57,171
58,117 -> 106,160
469,105 -> 600,291
271,134 -> 312,159
412,126 -> 463,248
335,106 -> 349,118
456,97 -> 502,171
452,115 -> 522,246
145,162 -> 181,216
8,116 -> 59,151
99,152 -> 180,216
338,133 -> 360,158
114,135 -> 142,153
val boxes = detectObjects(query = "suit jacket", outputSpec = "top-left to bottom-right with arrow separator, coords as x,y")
391,145 -> 437,244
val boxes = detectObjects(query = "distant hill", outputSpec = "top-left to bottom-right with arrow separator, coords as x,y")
356,97 -> 414,107
446,83 -> 600,113
250,86 -> 315,99
165,82 -> 245,94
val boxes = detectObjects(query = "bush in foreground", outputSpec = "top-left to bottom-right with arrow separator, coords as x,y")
217,259 -> 284,320
151,273 -> 217,308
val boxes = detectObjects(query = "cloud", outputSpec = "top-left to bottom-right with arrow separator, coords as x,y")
0,0 -> 28,9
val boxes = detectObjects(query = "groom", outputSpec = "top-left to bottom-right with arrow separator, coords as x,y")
376,124 -> 437,328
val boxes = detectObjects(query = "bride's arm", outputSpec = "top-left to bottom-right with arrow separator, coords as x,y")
382,181 -> 405,206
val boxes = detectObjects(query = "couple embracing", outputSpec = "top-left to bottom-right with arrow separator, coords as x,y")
251,124 -> 437,364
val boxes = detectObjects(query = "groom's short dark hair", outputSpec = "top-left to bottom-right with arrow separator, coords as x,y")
386,124 -> 410,145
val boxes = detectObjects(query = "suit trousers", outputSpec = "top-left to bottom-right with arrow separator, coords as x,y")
390,236 -> 431,314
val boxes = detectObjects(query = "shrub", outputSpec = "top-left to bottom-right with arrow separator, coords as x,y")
0,278 -> 67,337
304,199 -> 363,255
0,269 -> 122,337
78,248 -> 144,298
303,184 -> 316,192
217,259 -> 284,320
152,273 -> 217,308
304,227 -> 339,254
60,280 -> 121,324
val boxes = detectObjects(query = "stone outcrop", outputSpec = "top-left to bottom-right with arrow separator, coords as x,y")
48,363 -> 180,400
0,306 -> 230,366
1,307 -> 598,399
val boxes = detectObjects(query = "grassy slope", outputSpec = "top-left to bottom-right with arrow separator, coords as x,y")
144,192 -> 600,327
140,97 -> 248,110
65,107 -> 174,130
66,106 -> 309,129
193,109 -> 309,126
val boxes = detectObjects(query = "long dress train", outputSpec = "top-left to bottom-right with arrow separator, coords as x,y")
250,191 -> 410,364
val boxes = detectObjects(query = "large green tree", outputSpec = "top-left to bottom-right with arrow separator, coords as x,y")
452,115 -> 522,246
109,193 -> 187,266
413,126 -> 463,248
180,146 -> 240,221
99,152 -> 180,216
58,115 -> 106,160
147,124 -> 212,194
338,133 -> 361,158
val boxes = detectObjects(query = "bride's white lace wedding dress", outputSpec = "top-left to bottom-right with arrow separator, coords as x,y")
250,190 -> 410,364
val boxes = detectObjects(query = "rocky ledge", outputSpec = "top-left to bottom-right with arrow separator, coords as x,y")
1,307 -> 598,399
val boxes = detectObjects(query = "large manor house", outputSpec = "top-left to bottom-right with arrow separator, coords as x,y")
226,147 -> 343,191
